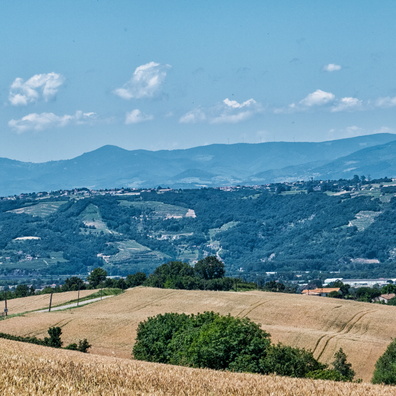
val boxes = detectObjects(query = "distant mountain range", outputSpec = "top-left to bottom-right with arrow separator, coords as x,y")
1,133 -> 396,196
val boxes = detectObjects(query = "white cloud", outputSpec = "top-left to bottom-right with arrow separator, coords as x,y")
345,125 -> 364,136
8,111 -> 96,133
374,126 -> 394,133
114,62 -> 171,100
374,96 -> 396,108
299,89 -> 335,107
223,98 -> 256,109
323,63 -> 342,72
180,97 -> 261,124
331,97 -> 363,112
211,111 -> 253,124
9,72 -> 65,106
125,109 -> 153,124
179,108 -> 207,124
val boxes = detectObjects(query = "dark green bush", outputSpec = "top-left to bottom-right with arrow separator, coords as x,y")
372,339 -> 396,384
132,311 -> 332,379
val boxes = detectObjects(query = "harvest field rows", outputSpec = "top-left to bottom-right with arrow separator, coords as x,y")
1,287 -> 396,381
1,337 -> 395,396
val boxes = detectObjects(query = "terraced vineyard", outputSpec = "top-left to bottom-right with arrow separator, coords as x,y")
8,201 -> 65,217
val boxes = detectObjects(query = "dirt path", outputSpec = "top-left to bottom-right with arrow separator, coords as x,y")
34,295 -> 113,313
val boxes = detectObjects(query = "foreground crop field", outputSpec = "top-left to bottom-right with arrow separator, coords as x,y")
1,338 -> 395,396
1,287 -> 395,381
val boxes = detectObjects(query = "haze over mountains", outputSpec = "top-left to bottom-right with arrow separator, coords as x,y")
1,133 -> 396,196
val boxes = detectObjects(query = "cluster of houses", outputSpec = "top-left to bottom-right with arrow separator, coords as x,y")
301,277 -> 396,303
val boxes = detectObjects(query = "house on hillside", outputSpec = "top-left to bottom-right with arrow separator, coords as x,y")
301,287 -> 340,297
373,293 -> 396,304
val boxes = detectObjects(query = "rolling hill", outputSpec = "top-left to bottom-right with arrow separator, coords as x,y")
1,287 -> 396,382
1,133 -> 396,196
3,183 -> 396,279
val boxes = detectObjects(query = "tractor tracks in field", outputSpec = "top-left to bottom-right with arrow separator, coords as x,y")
237,299 -> 270,318
314,309 -> 374,360
131,290 -> 179,312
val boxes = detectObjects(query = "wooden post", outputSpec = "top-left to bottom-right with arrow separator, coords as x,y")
49,292 -> 53,312
4,293 -> 8,317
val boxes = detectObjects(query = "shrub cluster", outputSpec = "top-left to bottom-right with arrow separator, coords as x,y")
133,312 -> 354,380
372,339 -> 396,384
0,326 -> 91,353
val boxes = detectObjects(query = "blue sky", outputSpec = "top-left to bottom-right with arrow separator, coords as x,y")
1,0 -> 396,162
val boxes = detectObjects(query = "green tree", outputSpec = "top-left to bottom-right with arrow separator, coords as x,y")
133,312 -> 191,363
44,327 -> 63,348
133,312 -> 271,373
372,339 -> 396,384
15,284 -> 30,298
62,276 -> 86,291
126,272 -> 147,288
380,284 -> 396,294
87,267 -> 108,288
183,314 -> 271,372
144,261 -> 194,288
194,256 -> 225,280
262,343 -> 325,377
65,338 -> 91,353
354,287 -> 381,302
263,280 -> 286,292
332,348 -> 355,381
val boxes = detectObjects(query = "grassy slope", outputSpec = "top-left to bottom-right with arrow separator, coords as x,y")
0,287 -> 395,381
1,338 -> 395,396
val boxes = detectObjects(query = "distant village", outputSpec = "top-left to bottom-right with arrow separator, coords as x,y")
1,175 -> 396,202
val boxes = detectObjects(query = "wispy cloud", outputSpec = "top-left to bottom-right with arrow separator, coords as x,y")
323,63 -> 342,72
211,111 -> 253,124
9,72 -> 65,106
179,108 -> 207,124
125,109 -> 153,124
114,62 -> 171,100
180,97 -> 261,124
331,97 -> 363,112
374,96 -> 396,108
8,111 -> 96,133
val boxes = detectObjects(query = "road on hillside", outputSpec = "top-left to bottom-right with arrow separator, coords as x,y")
34,295 -> 113,313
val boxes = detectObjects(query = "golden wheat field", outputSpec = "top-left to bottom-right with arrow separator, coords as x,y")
1,337 -> 396,396
1,287 -> 396,382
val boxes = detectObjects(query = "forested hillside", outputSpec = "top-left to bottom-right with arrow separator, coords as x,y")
1,181 -> 396,281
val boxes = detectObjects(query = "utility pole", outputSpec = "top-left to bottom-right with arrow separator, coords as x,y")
4,292 -> 8,317
77,286 -> 80,307
49,292 -> 53,312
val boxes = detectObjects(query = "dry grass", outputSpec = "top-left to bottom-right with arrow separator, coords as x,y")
1,289 -> 98,315
1,337 -> 395,396
1,287 -> 395,381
